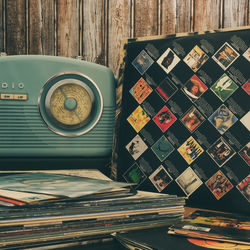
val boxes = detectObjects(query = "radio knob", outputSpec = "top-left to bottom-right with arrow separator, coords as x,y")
39,73 -> 103,137
64,97 -> 77,111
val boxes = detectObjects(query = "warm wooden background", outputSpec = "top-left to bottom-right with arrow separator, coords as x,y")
0,0 -> 249,76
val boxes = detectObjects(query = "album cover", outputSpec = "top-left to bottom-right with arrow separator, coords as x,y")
115,225 -> 250,250
168,209 -> 250,245
0,172 -> 130,199
115,26 -> 250,214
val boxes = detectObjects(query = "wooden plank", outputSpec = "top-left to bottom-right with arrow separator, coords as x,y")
223,0 -> 249,27
6,0 -> 26,55
176,0 -> 193,32
28,0 -> 55,55
193,0 -> 221,31
161,0 -> 192,34
42,0 -> 55,55
57,0 -> 79,57
134,0 -> 158,37
161,0 -> 176,34
248,0 -> 250,25
0,0 -> 4,52
28,0 -> 42,54
108,0 -> 132,76
82,0 -> 106,65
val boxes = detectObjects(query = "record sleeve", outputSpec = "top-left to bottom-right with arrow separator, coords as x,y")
168,209 -> 250,245
114,26 -> 250,214
115,226 -> 250,250
0,172 -> 130,198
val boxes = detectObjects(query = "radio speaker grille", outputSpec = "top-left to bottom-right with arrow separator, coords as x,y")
0,105 -> 115,148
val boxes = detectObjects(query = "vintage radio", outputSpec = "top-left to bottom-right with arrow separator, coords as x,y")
0,55 -> 116,170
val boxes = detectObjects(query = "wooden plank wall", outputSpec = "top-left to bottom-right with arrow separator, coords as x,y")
0,0 -> 249,76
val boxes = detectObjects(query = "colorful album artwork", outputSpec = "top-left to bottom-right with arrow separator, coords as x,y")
151,135 -> 175,161
243,47 -> 250,62
153,106 -> 177,132
210,74 -> 238,102
237,175 -> 250,202
242,80 -> 250,95
178,137 -> 204,165
240,111 -> 250,131
188,238 -> 250,249
175,167 -> 203,197
130,78 -> 153,104
207,137 -> 235,167
149,165 -> 173,192
157,48 -> 181,74
239,142 -> 250,165
181,106 -> 205,133
117,27 -> 250,214
123,162 -> 147,188
132,50 -> 154,75
208,104 -> 238,134
127,106 -> 151,133
206,170 -> 233,200
126,134 -> 148,160
182,75 -> 208,102
155,77 -> 178,101
183,45 -> 209,72
0,173 -> 129,198
212,42 -> 240,70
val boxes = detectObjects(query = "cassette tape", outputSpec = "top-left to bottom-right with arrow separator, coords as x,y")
0,55 -> 116,170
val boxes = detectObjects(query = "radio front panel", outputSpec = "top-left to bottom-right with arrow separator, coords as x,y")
0,56 -> 116,165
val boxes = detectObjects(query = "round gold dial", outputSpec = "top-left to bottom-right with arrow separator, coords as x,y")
49,83 -> 92,126
39,73 -> 103,137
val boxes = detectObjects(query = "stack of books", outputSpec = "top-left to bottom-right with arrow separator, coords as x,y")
0,170 -> 185,249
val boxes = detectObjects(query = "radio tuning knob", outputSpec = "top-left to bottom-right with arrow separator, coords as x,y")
64,97 -> 77,111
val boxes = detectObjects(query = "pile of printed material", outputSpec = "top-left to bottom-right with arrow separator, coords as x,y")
115,209 -> 250,250
168,209 -> 250,245
0,170 -> 185,249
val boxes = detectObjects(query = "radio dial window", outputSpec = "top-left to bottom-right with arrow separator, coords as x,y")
39,73 -> 103,137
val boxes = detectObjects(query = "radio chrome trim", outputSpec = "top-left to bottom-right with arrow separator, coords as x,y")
45,78 -> 95,128
38,72 -> 104,137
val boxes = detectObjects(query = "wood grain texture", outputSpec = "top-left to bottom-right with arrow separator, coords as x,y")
1,0 -> 249,61
161,0 -> 177,34
28,0 -> 42,54
0,0 -> 4,52
57,0 -> 79,57
193,0 -> 221,31
161,0 -> 193,33
108,0 -> 132,76
82,0 -> 106,65
134,0 -> 159,37
6,0 -> 26,54
223,0 -> 249,27
176,0 -> 193,32
248,0 -> 250,25
24,0 -> 56,55
40,0 -> 55,55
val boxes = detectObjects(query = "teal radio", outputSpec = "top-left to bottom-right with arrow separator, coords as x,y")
0,55 -> 116,170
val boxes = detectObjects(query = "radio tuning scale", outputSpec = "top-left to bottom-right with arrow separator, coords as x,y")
39,73 -> 103,137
